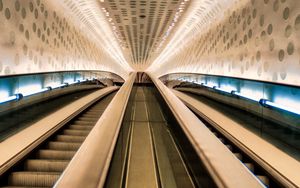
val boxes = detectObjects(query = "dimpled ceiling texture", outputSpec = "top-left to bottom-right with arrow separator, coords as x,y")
0,0 -> 131,79
98,0 -> 191,71
149,0 -> 300,86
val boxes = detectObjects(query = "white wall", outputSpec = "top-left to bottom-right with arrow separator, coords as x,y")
0,0 -> 129,78
150,0 -> 300,86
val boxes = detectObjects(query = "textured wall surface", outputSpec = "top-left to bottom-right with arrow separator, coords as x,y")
0,0 -> 128,78
150,0 -> 300,86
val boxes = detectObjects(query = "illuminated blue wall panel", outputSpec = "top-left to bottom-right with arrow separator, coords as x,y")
162,73 -> 300,117
0,71 -> 123,104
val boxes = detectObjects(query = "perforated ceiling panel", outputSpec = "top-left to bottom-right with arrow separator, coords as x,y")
99,0 -> 190,70
149,0 -> 300,86
3,0 -> 299,85
0,0 -> 130,79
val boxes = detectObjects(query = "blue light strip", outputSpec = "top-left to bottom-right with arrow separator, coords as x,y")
263,100 -> 300,116
22,87 -> 50,97
51,83 -> 68,89
214,87 -> 232,94
201,83 -> 214,88
0,77 -> 97,105
231,91 -> 259,102
185,80 -> 300,116
198,82 -> 260,102
0,95 -> 18,104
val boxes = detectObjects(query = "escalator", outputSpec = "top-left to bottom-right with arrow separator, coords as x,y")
105,85 -> 216,188
1,84 -> 250,187
0,89 -> 99,141
0,92 -> 116,187
174,88 -> 289,187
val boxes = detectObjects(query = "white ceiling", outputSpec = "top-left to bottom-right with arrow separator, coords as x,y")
61,0 -> 191,71
99,0 -> 191,71
60,0 -> 233,73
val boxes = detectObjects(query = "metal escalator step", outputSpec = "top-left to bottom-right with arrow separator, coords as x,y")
24,160 -> 68,172
81,114 -> 99,118
45,142 -> 81,151
88,106 -> 104,110
55,135 -> 86,142
218,137 -> 225,143
77,117 -> 98,121
75,119 -> 97,124
212,132 -> 218,136
36,150 -> 75,160
226,144 -> 233,151
7,172 -> 60,187
68,125 -> 93,130
72,120 -> 94,125
84,112 -> 101,115
89,110 -> 104,113
256,175 -> 269,186
62,129 -> 90,136
89,108 -> 105,111
244,163 -> 254,172
233,153 -> 243,160
87,108 -> 104,111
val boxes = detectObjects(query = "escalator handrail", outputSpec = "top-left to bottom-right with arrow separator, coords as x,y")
54,73 -> 136,188
0,86 -> 119,176
147,72 -> 264,188
173,88 -> 300,188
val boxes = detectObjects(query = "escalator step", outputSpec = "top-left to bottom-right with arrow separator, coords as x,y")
55,135 -> 86,142
72,120 -> 94,125
256,175 -> 269,186
87,109 -> 104,111
7,172 -> 60,187
89,108 -> 105,111
226,144 -> 233,151
45,142 -> 81,151
24,160 -> 68,172
244,163 -> 254,172
233,153 -> 243,160
219,137 -> 225,143
63,129 -> 90,136
77,117 -> 98,121
68,125 -> 93,130
81,114 -> 99,118
83,112 -> 101,115
36,150 -> 75,160
212,132 -> 218,136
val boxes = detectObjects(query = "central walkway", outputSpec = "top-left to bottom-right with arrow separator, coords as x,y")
105,86 -> 195,188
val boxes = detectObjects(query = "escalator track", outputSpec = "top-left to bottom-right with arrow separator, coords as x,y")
105,86 -> 216,188
0,92 -> 116,187
176,89 -> 288,187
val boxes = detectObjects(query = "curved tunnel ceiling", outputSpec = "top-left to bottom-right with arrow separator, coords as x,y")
93,0 -> 192,71
59,0 -> 228,72
0,0 -> 300,86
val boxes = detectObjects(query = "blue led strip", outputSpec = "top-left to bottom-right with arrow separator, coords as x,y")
0,94 -> 23,104
260,99 -> 300,116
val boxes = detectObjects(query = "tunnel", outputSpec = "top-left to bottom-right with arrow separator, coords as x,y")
0,0 -> 300,187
